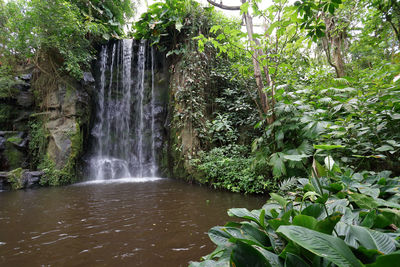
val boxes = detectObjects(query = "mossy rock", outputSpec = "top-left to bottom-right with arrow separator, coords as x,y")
7,168 -> 24,190
7,136 -> 22,144
39,121 -> 82,186
4,142 -> 25,170
0,104 -> 20,130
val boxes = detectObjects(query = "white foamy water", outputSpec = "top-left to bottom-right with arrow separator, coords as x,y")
89,40 -> 161,180
77,177 -> 163,185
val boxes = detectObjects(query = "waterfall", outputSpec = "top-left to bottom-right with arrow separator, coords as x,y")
89,40 -> 163,180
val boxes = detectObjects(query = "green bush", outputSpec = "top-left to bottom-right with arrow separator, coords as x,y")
193,145 -> 272,194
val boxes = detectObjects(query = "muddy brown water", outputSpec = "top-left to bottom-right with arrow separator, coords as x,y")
0,178 -> 266,266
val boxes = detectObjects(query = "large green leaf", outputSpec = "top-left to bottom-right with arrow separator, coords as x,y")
349,193 -> 378,209
315,212 -> 342,234
277,225 -> 363,267
375,198 -> 400,209
366,253 -> 400,266
241,222 -> 271,247
358,186 -> 380,198
254,245 -> 283,267
313,144 -> 344,150
282,154 -> 310,162
208,226 -> 231,246
284,253 -> 310,267
292,215 -> 317,230
349,225 -> 397,254
270,153 -> 286,177
270,193 -> 288,208
223,226 -> 267,248
189,259 -> 229,267
230,241 -> 271,267
301,203 -> 324,218
228,208 -> 263,226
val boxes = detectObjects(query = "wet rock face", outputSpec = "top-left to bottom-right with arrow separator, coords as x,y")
0,170 -> 44,191
0,67 -> 93,187
0,131 -> 29,171
43,76 -> 92,169
21,171 -> 43,188
0,71 -> 34,172
0,172 -> 9,191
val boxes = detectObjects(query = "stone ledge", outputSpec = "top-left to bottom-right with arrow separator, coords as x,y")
0,170 -> 44,191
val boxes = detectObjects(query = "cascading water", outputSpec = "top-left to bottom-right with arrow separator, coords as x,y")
89,40 -> 164,180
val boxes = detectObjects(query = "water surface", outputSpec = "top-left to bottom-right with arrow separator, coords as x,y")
0,178 -> 265,266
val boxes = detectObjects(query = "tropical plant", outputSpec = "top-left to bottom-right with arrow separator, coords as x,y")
190,157 -> 400,266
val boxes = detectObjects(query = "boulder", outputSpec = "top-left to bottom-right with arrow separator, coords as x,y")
0,169 -> 43,191
17,91 -> 34,107
83,72 -> 95,84
0,132 -> 28,171
0,136 -> 6,151
46,117 -> 76,168
21,171 -> 43,188
0,172 -> 10,191
20,73 -> 32,81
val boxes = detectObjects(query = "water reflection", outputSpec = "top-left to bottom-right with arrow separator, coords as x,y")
0,179 -> 265,266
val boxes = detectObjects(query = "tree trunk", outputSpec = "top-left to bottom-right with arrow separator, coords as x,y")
206,0 -> 274,123
323,16 -> 346,78
242,7 -> 270,115
332,34 -> 346,78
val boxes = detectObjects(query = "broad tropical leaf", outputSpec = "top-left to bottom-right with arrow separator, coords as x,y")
228,208 -> 263,226
208,227 -> 231,246
349,225 -> 397,254
366,253 -> 400,266
277,225 -> 363,267
284,253 -> 310,267
230,241 -> 272,267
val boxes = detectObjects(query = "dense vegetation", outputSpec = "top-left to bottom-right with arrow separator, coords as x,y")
135,0 -> 400,266
0,0 -> 134,80
136,0 -> 399,193
1,0 -> 399,265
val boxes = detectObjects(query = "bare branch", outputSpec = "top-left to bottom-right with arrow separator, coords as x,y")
206,0 -> 241,11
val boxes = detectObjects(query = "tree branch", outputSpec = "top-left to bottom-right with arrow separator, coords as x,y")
206,0 -> 241,11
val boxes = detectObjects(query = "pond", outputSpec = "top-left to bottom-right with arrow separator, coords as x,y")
0,178 -> 265,266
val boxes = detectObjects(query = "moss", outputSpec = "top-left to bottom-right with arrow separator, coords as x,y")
38,156 -> 60,186
38,121 -> 83,186
29,119 -> 48,169
7,168 -> 24,190
5,142 -> 24,170
0,104 -> 19,130
65,83 -> 75,99
60,121 -> 83,184
7,136 -> 22,144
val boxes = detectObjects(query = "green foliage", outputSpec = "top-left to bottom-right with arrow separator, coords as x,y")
72,0 -> 135,38
0,66 -> 20,98
192,145 -> 272,194
134,0 -> 213,49
7,167 -> 24,190
190,163 -> 400,266
38,156 -> 62,186
29,119 -> 47,169
294,0 -> 343,41
207,113 -> 238,145
252,58 -> 400,179
0,0 -> 134,79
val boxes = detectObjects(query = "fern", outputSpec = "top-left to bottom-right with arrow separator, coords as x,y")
278,177 -> 299,193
